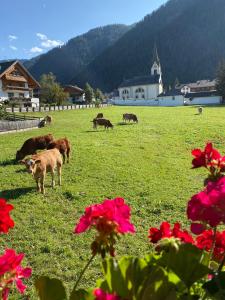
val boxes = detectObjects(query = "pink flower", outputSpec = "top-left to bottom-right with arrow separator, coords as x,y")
148,222 -> 194,244
0,199 -> 14,234
187,177 -> 225,228
94,288 -> 121,300
74,198 -> 135,257
75,198 -> 135,234
0,249 -> 32,299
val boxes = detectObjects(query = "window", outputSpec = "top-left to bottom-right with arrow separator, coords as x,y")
172,96 -> 175,100
135,88 -> 145,99
122,89 -> 129,99
8,92 -> 14,98
19,93 -> 24,98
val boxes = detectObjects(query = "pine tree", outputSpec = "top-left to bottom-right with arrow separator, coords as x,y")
84,83 -> 94,103
216,60 -> 225,102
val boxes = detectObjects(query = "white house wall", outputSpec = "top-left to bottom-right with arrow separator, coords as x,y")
0,80 -> 8,100
119,83 -> 163,100
158,95 -> 184,106
113,95 -> 184,106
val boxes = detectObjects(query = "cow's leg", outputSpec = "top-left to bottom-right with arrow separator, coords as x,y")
51,168 -> 55,188
36,178 -> 41,192
57,162 -> 62,186
67,147 -> 70,163
62,152 -> 66,164
40,173 -> 45,194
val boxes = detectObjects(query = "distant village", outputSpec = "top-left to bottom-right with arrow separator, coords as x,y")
0,48 -> 222,108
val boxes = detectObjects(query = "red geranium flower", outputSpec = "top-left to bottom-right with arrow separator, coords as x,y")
148,222 -> 194,244
187,176 -> 225,228
74,198 -> 135,257
192,143 -> 222,169
0,199 -> 14,234
93,288 -> 121,300
196,229 -> 225,261
0,249 -> 32,300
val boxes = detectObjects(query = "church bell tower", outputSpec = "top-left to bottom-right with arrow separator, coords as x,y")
151,44 -> 162,79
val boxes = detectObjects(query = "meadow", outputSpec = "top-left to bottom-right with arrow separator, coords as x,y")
0,105 -> 225,298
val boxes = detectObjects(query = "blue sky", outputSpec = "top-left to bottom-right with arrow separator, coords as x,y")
0,0 -> 166,60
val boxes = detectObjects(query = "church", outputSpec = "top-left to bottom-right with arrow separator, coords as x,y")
117,46 -> 163,101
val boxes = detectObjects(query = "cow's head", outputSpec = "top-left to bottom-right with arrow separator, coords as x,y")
20,158 -> 41,175
16,150 -> 24,161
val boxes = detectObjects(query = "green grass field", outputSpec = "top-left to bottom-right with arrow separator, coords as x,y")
1,105 -> 225,298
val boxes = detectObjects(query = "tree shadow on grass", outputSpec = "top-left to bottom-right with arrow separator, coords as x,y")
0,158 -> 16,166
0,187 -> 34,200
117,122 -> 136,126
84,130 -> 100,133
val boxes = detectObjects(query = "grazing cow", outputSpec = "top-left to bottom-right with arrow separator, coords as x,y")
123,113 -> 138,123
16,134 -> 54,161
96,113 -> 103,119
20,148 -> 62,194
45,115 -> 53,124
93,118 -> 113,130
47,138 -> 71,164
198,107 -> 203,115
38,119 -> 46,128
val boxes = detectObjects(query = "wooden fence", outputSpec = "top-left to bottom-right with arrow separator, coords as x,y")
5,103 -> 110,113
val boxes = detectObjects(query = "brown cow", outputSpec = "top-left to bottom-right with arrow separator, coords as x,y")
16,134 -> 54,161
96,113 -> 103,118
20,148 -> 62,194
123,113 -> 138,123
93,118 -> 113,130
47,138 -> 71,164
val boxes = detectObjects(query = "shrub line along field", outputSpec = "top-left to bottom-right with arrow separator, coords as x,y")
0,105 -> 224,298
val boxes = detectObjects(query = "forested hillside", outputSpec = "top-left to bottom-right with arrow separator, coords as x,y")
71,0 -> 225,91
26,24 -> 131,84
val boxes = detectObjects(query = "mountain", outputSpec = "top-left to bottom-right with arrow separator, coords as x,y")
71,0 -> 225,91
25,24 -> 131,84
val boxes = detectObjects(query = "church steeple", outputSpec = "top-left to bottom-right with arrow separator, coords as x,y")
152,44 -> 160,66
151,44 -> 162,77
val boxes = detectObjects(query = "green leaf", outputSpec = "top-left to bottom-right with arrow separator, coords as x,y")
140,266 -> 178,300
35,276 -> 67,300
159,243 -> 210,288
203,272 -> 225,299
101,258 -> 130,298
70,288 -> 94,300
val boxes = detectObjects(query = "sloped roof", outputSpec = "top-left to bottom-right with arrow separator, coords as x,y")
158,89 -> 183,97
64,85 -> 84,94
184,91 -> 218,98
0,60 -> 17,75
0,60 -> 40,88
119,74 -> 160,88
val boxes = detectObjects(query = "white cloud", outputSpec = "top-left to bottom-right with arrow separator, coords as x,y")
36,33 -> 47,40
10,46 -> 17,51
8,35 -> 18,41
36,32 -> 64,48
30,46 -> 43,53
41,39 -> 64,48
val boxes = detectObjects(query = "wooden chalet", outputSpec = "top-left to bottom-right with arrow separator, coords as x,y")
64,85 -> 84,103
0,60 -> 40,107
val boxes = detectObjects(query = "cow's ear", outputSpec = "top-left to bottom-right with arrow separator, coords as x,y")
19,160 -> 26,164
34,159 -> 41,164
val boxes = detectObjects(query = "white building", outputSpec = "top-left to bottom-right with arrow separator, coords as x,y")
0,60 -> 40,107
180,80 -> 216,94
116,46 -> 163,105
